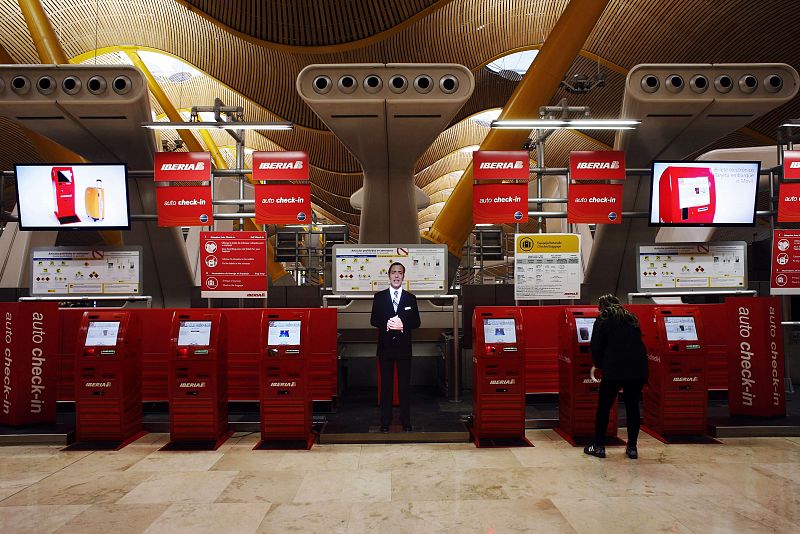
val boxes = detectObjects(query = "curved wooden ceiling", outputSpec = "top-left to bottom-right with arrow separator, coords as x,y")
1,0 -> 799,240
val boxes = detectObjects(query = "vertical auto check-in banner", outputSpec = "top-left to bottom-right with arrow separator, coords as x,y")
253,151 -> 311,225
200,232 -> 268,298
472,151 -> 529,224
154,152 -> 213,226
568,151 -> 625,224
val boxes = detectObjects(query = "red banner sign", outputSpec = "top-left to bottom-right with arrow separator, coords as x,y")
473,183 -> 528,224
568,184 -> 623,224
771,229 -> 800,295
154,152 -> 211,182
200,232 -> 268,298
156,185 -> 213,227
252,151 -> 309,181
569,150 -> 626,180
255,184 -> 311,225
784,150 -> 800,181
778,182 -> 800,222
473,151 -> 529,181
726,297 -> 785,417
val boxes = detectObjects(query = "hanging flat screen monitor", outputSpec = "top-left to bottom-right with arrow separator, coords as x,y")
483,318 -> 517,344
85,321 -> 120,347
649,161 -> 760,227
663,316 -> 699,341
268,320 -> 302,346
575,317 -> 596,343
14,163 -> 131,230
178,321 -> 212,346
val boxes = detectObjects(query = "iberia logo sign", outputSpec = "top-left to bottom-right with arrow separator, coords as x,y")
154,152 -> 211,182
253,151 -> 309,181
570,151 -> 626,180
473,151 -> 529,180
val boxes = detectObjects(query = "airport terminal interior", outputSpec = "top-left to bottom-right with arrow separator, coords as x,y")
1,0 -> 800,532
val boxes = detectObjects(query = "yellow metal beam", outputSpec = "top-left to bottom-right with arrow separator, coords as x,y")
424,0 -> 612,257
17,0 -> 68,64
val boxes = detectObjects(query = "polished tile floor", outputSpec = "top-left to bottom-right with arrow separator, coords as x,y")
1,429 -> 799,533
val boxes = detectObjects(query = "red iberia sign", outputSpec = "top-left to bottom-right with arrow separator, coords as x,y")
154,152 -> 211,182
255,184 -> 311,225
252,151 -> 309,181
569,151 -> 626,181
200,232 -> 267,298
784,150 -> 800,181
473,183 -> 528,224
156,186 -> 213,227
568,184 -> 622,224
473,151 -> 529,181
778,182 -> 800,222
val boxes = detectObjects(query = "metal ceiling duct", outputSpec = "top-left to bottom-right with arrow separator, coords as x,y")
585,63 -> 799,300
0,64 -> 157,171
297,63 -> 474,243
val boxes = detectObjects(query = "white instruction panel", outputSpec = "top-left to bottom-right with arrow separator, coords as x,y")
514,233 -> 581,300
31,247 -> 142,296
637,242 -> 746,292
332,244 -> 447,294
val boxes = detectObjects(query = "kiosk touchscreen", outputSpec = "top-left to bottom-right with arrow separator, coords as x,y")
168,311 -> 228,443
574,317 -> 595,345
663,316 -> 698,342
75,311 -> 142,443
259,310 -> 313,448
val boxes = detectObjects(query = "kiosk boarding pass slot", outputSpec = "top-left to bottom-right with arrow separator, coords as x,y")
177,320 -> 212,356
84,321 -> 120,356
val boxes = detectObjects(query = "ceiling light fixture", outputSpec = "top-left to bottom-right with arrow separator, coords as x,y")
142,121 -> 293,130
490,119 -> 639,130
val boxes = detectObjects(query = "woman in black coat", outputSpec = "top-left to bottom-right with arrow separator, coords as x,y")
584,294 -> 648,459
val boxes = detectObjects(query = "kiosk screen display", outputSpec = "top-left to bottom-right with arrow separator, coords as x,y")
663,316 -> 698,341
178,321 -> 212,346
575,317 -> 596,343
483,318 -> 517,344
85,321 -> 120,346
268,320 -> 302,345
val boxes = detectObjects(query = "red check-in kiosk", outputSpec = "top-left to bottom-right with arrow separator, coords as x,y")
556,307 -> 617,444
75,311 -> 142,442
643,307 -> 708,437
658,166 -> 716,224
168,312 -> 228,442
51,166 -> 81,224
472,307 -> 526,444
259,310 -> 314,448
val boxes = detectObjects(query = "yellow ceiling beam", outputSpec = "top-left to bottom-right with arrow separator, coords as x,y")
17,0 -> 68,64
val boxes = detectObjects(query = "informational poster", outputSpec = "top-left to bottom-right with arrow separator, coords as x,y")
332,244 -> 447,294
200,232 -> 267,298
567,184 -> 622,224
473,183 -> 528,224
514,233 -> 581,300
31,247 -> 142,296
569,150 -> 626,181
255,184 -> 311,224
637,242 -> 747,292
771,229 -> 800,295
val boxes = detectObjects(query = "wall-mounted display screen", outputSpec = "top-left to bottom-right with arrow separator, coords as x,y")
267,320 -> 302,345
483,318 -> 517,344
14,164 -> 131,230
85,321 -> 120,346
575,317 -> 596,343
178,320 -> 212,346
649,161 -> 759,227
663,316 -> 699,341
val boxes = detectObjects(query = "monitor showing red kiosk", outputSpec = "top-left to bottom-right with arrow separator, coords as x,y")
259,310 -> 314,449
168,311 -> 228,444
75,311 -> 142,444
649,161 -> 759,226
471,307 -> 526,445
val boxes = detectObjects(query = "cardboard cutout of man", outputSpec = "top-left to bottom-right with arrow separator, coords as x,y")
370,262 -> 421,432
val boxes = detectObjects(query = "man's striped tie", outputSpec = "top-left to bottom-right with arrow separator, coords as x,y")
392,290 -> 399,312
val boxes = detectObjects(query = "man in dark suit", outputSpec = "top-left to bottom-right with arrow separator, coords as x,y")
370,261 -> 421,432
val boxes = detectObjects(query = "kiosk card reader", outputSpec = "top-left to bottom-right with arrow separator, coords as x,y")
51,166 -> 81,224
259,310 -> 314,448
643,307 -> 708,437
658,166 -> 716,224
168,312 -> 228,443
75,311 -> 142,443
556,307 -> 618,444
472,307 -> 526,445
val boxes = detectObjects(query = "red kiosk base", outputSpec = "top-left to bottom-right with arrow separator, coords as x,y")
552,427 -> 626,448
640,426 -> 721,445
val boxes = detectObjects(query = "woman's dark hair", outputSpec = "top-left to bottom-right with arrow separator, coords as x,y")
597,293 -> 639,327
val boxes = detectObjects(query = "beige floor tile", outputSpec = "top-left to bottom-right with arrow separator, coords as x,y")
210,449 -> 288,471
391,466 -> 543,501
278,444 -> 362,471
357,443 -> 454,471
447,446 -> 524,469
1,470 -> 153,506
753,461 -> 800,484
117,470 -> 238,504
125,450 -> 224,472
0,504 -> 90,534
53,503 -> 169,534
143,502 -> 270,534
651,495 -> 797,534
216,470 -> 304,503
0,451 -> 91,477
551,496 -> 693,533
294,469 -> 390,503
256,502 -> 352,533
